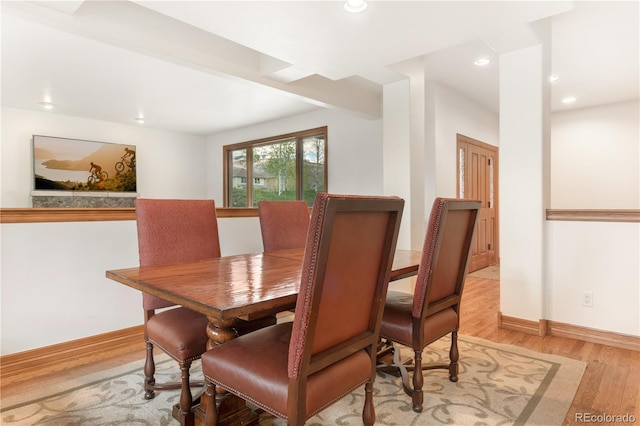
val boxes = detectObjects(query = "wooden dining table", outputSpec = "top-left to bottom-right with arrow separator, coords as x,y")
106,247 -> 422,425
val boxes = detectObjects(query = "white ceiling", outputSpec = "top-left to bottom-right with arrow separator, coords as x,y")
1,1 -> 638,136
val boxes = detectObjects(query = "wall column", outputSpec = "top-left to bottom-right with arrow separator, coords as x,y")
499,43 -> 551,322
383,79 -> 412,250
382,62 -> 431,294
383,60 -> 432,253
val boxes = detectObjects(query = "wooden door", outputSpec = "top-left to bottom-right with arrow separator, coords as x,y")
457,134 -> 498,272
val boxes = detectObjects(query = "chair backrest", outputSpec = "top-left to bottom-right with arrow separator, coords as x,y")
412,198 -> 481,319
288,193 -> 404,381
135,198 -> 221,310
258,200 -> 310,252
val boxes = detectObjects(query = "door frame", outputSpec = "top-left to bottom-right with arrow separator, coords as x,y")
456,133 -> 500,267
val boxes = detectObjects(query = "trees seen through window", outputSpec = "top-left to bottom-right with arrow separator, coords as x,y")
224,127 -> 327,207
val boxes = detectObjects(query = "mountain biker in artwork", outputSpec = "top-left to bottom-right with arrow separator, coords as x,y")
123,147 -> 136,164
89,162 -> 102,175
88,162 -> 108,184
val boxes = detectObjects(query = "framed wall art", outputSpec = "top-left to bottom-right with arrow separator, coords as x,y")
33,135 -> 136,193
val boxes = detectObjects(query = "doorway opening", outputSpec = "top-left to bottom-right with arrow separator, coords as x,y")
456,133 -> 499,272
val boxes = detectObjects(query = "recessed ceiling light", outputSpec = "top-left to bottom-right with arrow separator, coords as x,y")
474,58 -> 491,66
38,101 -> 54,110
344,0 -> 367,13
134,115 -> 145,124
549,75 -> 559,83
562,96 -> 577,104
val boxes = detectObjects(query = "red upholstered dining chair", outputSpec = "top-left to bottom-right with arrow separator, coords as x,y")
258,200 -> 310,252
135,198 -> 275,425
377,198 -> 481,413
201,193 -> 405,426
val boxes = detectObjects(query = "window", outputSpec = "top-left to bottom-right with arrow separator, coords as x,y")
224,127 -> 327,207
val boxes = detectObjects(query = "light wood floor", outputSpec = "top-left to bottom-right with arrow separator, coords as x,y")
459,277 -> 640,425
2,276 -> 639,425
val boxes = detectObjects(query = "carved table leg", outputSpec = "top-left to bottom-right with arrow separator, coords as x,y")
205,317 -> 239,350
188,316 -> 259,426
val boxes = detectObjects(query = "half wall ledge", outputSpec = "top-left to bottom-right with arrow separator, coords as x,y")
2,208 -> 637,225
0,207 -> 259,223
546,209 -> 640,223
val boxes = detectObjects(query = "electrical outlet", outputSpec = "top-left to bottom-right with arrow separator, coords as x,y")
582,291 -> 593,307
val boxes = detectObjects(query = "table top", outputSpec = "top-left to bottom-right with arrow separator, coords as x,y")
106,249 -> 421,321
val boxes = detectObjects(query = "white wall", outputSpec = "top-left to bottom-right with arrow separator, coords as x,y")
1,107 -> 209,206
547,221 -> 640,335
386,61 -> 639,338
496,49 -> 639,335
546,101 -> 640,335
1,220 -> 141,354
0,107 -> 211,355
551,100 -> 640,209
382,79 -> 412,251
432,82 -> 500,196
499,45 -> 547,323
2,89 -> 638,355
1,106 -> 387,355
0,215 -> 264,355
418,79 -> 500,242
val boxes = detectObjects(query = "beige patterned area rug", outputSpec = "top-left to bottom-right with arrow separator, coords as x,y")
1,335 -> 585,426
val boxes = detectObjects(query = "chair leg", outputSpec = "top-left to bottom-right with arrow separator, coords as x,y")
449,330 -> 459,382
204,382 -> 217,426
177,361 -> 195,425
412,349 -> 424,412
362,380 -> 375,426
144,341 -> 156,400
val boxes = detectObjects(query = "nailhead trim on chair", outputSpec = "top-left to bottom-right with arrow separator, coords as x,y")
204,376 -> 288,420
288,192 -> 328,379
203,375 -> 370,422
147,339 -> 202,364
412,198 -> 446,318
